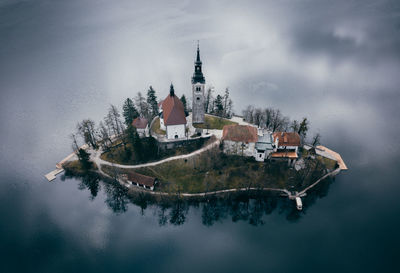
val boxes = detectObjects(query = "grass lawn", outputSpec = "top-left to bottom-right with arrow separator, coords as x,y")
101,147 -> 328,194
151,117 -> 166,135
100,136 -> 214,165
193,115 -> 237,130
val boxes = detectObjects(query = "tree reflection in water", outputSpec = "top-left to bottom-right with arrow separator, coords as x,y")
64,172 -> 334,226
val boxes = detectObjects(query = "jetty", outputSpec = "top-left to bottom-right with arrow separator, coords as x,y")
44,144 -> 88,181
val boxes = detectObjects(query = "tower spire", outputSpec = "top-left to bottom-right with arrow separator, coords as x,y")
196,40 -> 200,62
192,41 -> 205,84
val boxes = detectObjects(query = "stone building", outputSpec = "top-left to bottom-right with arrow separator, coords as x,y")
222,125 -> 258,157
192,43 -> 206,124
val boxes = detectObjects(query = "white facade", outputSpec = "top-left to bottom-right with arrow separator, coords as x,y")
223,140 -> 256,157
136,126 -> 148,138
255,151 -> 266,162
166,124 -> 186,139
128,180 -> 154,191
160,117 -> 166,131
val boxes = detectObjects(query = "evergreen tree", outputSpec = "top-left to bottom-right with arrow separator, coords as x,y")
133,132 -> 143,162
214,95 -> 224,116
77,148 -> 92,170
122,98 -> 139,126
146,86 -> 158,119
298,118 -> 309,140
146,136 -> 158,160
180,94 -> 188,116
125,124 -> 137,147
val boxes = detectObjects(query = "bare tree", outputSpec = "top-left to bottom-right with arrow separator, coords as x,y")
243,105 -> 255,123
98,121 -> 112,150
135,92 -> 149,118
311,133 -> 321,147
226,99 -> 233,118
71,133 -> 79,152
105,104 -> 123,137
223,88 -> 230,117
205,87 -> 214,113
271,109 -> 282,132
77,119 -> 97,149
291,120 -> 300,133
264,108 -> 274,130
254,108 -> 263,128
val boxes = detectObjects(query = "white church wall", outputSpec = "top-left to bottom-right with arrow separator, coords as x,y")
166,124 -> 186,139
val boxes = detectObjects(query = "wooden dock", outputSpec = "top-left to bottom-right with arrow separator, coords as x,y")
44,147 -> 82,182
316,145 -> 348,170
44,168 -> 64,182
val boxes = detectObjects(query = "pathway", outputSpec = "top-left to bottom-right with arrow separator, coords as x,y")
91,138 -> 220,170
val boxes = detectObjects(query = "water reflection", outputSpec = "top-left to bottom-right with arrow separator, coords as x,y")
62,171 -> 334,226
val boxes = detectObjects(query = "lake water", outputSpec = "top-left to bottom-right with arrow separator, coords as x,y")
1,1 -> 400,272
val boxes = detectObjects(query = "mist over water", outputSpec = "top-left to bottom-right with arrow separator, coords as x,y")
1,0 -> 400,272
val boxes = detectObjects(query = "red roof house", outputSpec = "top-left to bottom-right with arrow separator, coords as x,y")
132,117 -> 148,129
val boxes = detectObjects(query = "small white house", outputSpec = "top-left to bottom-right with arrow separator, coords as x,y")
132,117 -> 148,137
159,84 -> 187,139
127,172 -> 158,191
222,125 -> 258,157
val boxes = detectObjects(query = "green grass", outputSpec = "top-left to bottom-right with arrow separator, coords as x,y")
100,136 -> 214,166
151,117 -> 166,135
193,115 -> 237,130
101,148 -> 327,194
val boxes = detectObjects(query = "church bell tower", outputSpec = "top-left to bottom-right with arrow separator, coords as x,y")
192,42 -> 205,124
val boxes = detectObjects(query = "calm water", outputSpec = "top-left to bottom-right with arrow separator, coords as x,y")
1,1 -> 400,272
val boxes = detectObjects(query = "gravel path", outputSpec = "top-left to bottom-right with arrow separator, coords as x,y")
90,139 -> 220,170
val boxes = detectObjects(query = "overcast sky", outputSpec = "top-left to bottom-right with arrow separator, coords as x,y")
0,0 -> 399,161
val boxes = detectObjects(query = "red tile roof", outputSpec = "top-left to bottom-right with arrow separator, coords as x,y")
222,125 -> 258,143
162,94 -> 186,126
132,117 -> 148,129
127,172 -> 157,187
273,132 -> 301,147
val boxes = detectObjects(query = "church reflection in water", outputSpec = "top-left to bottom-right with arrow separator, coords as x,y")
62,171 -> 334,226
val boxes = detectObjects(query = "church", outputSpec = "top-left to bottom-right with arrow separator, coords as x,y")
159,43 -> 207,140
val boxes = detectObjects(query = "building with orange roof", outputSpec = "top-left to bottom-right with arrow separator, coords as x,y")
270,132 -> 301,165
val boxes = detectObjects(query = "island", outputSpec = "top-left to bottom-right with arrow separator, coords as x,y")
46,44 -> 347,211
